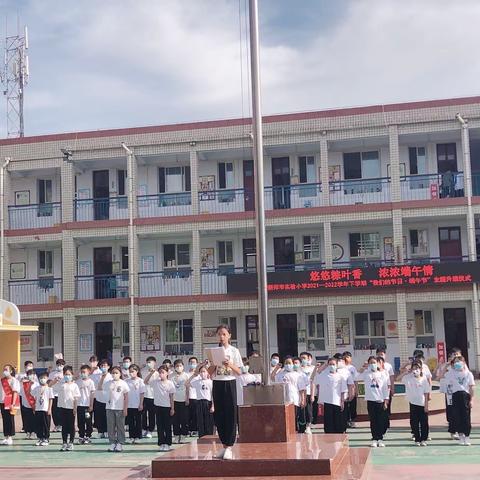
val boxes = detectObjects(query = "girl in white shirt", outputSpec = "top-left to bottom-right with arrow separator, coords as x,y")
20,369 -> 37,439
358,356 -> 390,448
92,360 -> 112,439
186,356 -> 199,435
0,364 -> 20,445
57,366 -> 81,451
186,365 -> 214,438
32,372 -> 54,446
141,356 -> 158,438
171,359 -> 190,443
76,365 -> 96,444
126,364 -> 145,444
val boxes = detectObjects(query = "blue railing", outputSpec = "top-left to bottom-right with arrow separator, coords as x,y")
8,202 -> 61,229
139,269 -> 193,297
400,172 -> 464,201
404,255 -> 469,264
329,177 -> 391,205
74,196 -> 128,221
264,183 -> 323,210
76,273 -> 129,300
138,192 -> 192,218
333,259 -> 395,269
198,188 -> 251,214
9,278 -> 62,305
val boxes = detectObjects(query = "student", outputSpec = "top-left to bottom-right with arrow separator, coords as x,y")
76,365 -> 96,444
32,372 -> 54,446
343,351 -> 358,428
121,356 -> 132,380
92,359 -> 112,438
126,364 -> 145,444
0,365 -> 20,445
236,359 -> 257,407
141,356 -> 157,438
270,353 -> 280,375
19,369 -> 37,440
311,358 -> 348,433
186,364 -> 214,438
88,355 -> 101,431
57,366 -> 81,451
89,355 -> 101,374
358,356 -> 390,448
145,365 -> 175,452
48,358 -> 66,432
171,359 -> 189,444
333,353 -> 355,432
100,366 -> 129,452
18,360 -> 35,435
207,324 -> 243,460
444,356 -> 475,446
299,352 -> 315,434
436,356 -> 457,439
186,356 -> 199,435
376,348 -> 395,430
162,359 -> 173,375
398,361 -> 430,446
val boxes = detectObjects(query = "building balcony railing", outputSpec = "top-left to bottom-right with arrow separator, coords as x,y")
404,255 -> 469,264
400,172 -> 464,201
74,197 -> 128,222
138,269 -> 193,297
9,278 -> 62,305
138,192 -> 192,218
8,202 -> 61,230
264,183 -> 323,210
329,177 -> 391,206
199,188 -> 251,214
75,273 -> 129,300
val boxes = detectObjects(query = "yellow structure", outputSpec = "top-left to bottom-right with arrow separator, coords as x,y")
0,300 -> 37,370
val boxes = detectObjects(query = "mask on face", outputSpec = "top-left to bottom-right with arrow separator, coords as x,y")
412,369 -> 421,377
293,364 -> 300,371
271,358 -> 279,367
369,363 -> 378,372
306,359 -> 312,366
147,362 -> 155,369
175,366 -> 184,373
28,374 -> 35,382
284,364 -> 294,372
454,362 -> 463,371
329,365 -> 337,373
112,373 -> 121,380
241,365 -> 250,374
189,363 -> 197,371
301,359 -> 308,367
200,371 -> 209,380
3,370 -> 11,378
100,366 -> 108,374
25,365 -> 33,372
64,374 -> 72,382
123,362 -> 131,369
56,365 -> 63,372
337,361 -> 345,369
39,378 -> 48,385
80,372 -> 88,380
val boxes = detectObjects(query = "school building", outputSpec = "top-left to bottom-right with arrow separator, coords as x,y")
2,95 -> 480,372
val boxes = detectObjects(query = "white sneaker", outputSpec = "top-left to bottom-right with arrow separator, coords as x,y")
35,440 -> 43,446
453,433 -> 460,440
115,443 -> 123,452
350,422 -> 357,428
377,441 -> 385,447
66,443 -> 74,451
145,432 -> 153,439
60,443 -> 68,451
223,447 -> 233,460
420,441 -> 427,447
415,442 -> 421,446
26,433 -> 32,439
159,444 -> 165,452
215,447 -> 226,458
305,426 -> 312,435
459,434 -> 466,446
164,445 -> 172,452
370,441 -> 378,448
108,443 -> 117,452
41,440 -> 49,446
5,437 -> 13,446
464,436 -> 472,446
142,430 -> 147,437
175,435 -> 181,444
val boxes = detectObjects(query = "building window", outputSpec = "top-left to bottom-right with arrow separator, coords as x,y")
38,321 -> 54,361
165,319 -> 193,355
38,250 -> 53,277
343,151 -> 380,180
414,310 -> 434,348
218,162 -> 234,189
121,246 -> 129,271
118,170 -> 127,196
303,235 -> 321,261
409,229 -> 429,257
299,156 -> 315,183
163,244 -> 190,268
38,179 -> 52,204
349,232 -> 380,259
436,143 -> 457,173
408,147 -> 427,175
159,166 -> 191,193
354,312 -> 385,350
243,238 -> 256,272
218,241 -> 234,265
219,316 -> 237,340
306,313 -> 325,351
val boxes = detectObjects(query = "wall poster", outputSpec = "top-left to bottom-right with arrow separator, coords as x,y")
140,325 -> 161,352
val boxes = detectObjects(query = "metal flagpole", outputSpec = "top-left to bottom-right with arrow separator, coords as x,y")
248,0 -> 270,384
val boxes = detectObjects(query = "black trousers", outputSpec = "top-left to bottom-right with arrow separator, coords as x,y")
367,401 -> 387,441
213,380 -> 237,447
0,403 -> 15,437
35,411 -> 50,440
173,401 -> 189,436
92,399 -> 98,428
142,397 -> 156,433
452,390 -> 472,436
77,406 -> 93,438
188,399 -> 198,432
127,408 -> 142,439
52,397 -> 62,427
60,407 -> 75,444
296,396 -> 313,433
345,396 -> 357,423
20,404 -> 28,432
385,392 -> 392,431
94,401 -> 107,433
155,406 -> 172,446
22,406 -> 36,433
323,403 -> 345,434
410,403 -> 429,442
312,396 -> 319,424
196,399 -> 214,438
445,397 -> 455,433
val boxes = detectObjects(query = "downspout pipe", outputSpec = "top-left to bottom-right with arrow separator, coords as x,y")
0,157 -> 10,301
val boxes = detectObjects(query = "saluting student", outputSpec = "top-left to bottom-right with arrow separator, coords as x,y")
126,364 -> 145,444
1,365 -> 20,445
141,356 -> 157,438
76,365 -> 96,444
19,369 -> 37,439
57,366 -> 81,451
32,372 -> 54,446
186,364 -> 214,438
92,359 -> 112,438
171,359 -> 190,444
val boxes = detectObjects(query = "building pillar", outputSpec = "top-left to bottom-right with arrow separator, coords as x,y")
388,125 -> 401,203
193,309 -> 202,358
190,149 -> 199,215
326,303 -> 336,356
392,209 -> 404,263
320,137 -> 330,206
3,241 -> 9,301
192,229 -> 201,295
61,160 -> 75,222
323,221 -> 333,268
396,291 -> 409,364
63,308 -> 78,370
62,232 -> 76,301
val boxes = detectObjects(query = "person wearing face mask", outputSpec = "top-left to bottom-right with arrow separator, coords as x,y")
18,360 -> 36,436
436,354 -> 459,440
48,358 -> 66,432
0,364 -> 20,445
376,348 -> 395,430
141,356 -> 157,438
121,356 -> 132,380
126,365 -> 145,444
76,365 -> 96,444
333,353 -> 355,433
311,358 -> 348,434
358,356 -> 390,448
298,352 -> 314,434
186,356 -> 199,436
57,366 -> 81,451
186,365 -> 214,438
19,369 -> 38,440
343,351 -> 359,428
89,355 -> 101,375
270,353 -> 280,375
398,361 -> 430,446
32,372 -> 54,446
171,359 -> 189,444
235,359 -> 258,407
92,359 -> 112,439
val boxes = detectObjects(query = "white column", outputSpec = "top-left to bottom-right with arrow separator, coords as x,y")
192,229 -> 201,295
61,160 -> 74,222
62,232 -> 76,301
193,309 -> 202,358
320,137 -> 329,205
190,150 -> 199,215
326,303 -> 336,356
396,291 -> 409,363
63,308 -> 78,370
388,125 -> 401,203
323,221 -> 333,268
392,210 -> 404,263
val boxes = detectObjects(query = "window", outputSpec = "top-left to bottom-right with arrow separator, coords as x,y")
354,312 -> 385,350
219,316 -> 237,341
38,250 -> 53,277
159,166 -> 191,193
38,321 -> 54,361
343,151 -> 380,179
437,143 -> 457,173
242,238 -> 256,272
121,246 -> 129,271
414,310 -> 434,348
165,319 -> 193,355
408,147 -> 427,175
409,229 -> 429,256
118,170 -> 127,196
298,156 -> 316,197
163,244 -> 190,268
218,241 -> 234,265
218,162 -> 234,189
303,235 -> 321,261
306,313 -> 325,351
38,179 -> 52,204
349,232 -> 380,258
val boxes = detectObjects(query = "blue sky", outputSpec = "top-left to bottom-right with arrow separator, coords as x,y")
0,0 -> 479,138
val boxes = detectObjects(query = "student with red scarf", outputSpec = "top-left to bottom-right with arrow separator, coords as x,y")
1,365 -> 20,445
20,369 -> 38,439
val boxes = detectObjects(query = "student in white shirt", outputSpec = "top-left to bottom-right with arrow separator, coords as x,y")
141,356 -> 157,438
207,324 -> 244,460
76,365 -> 96,444
343,351 -> 359,428
92,359 -> 112,438
358,356 -> 390,448
376,348 -> 394,431
398,361 -> 430,446
126,364 -> 145,443
186,356 -> 199,435
121,356 -> 132,380
18,360 -> 36,437
436,355 -> 458,439
311,358 -> 348,434
145,364 -> 175,452
20,368 -> 38,439
333,353 -> 355,432
32,372 -> 54,446
48,358 -> 66,432
186,364 -> 214,438
0,364 -> 21,445
100,366 -> 130,452
57,366 -> 81,451
299,352 -> 315,434
171,359 -> 190,443
236,359 -> 258,406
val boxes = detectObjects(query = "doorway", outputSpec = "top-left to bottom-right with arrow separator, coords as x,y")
95,321 -> 113,364
242,238 -> 256,273
94,247 -> 114,299
243,160 -> 255,211
271,157 -> 290,209
93,170 -> 110,220
273,236 -> 295,271
443,308 -> 468,363
439,227 -> 462,261
246,315 -> 260,357
470,139 -> 480,196
276,314 -> 298,360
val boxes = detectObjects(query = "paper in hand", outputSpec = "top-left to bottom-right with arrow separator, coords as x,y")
206,347 -> 227,366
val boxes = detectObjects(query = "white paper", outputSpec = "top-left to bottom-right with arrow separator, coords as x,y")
206,347 -> 227,366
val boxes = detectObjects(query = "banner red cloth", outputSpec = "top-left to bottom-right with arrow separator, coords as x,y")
1,377 -> 20,410
22,381 -> 36,409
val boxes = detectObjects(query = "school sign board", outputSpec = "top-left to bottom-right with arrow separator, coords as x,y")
226,261 -> 480,294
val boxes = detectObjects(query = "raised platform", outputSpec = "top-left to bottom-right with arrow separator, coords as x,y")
151,434 -> 370,479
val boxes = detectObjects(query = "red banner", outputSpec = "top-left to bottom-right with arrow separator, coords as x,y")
437,341 -> 446,363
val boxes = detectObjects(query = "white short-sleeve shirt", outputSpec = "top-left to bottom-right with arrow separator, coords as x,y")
171,372 -> 190,402
150,379 -> 176,407
0,377 -> 21,403
57,381 -> 81,409
359,371 -> 390,402
48,370 -> 64,397
314,370 -> 348,407
32,385 -> 54,412
76,378 -> 96,407
213,345 -> 243,381
126,377 -> 146,409
404,374 -> 430,406
446,369 -> 475,394
274,370 -> 308,407
187,372 -> 198,400
20,380 -> 38,408
190,377 -> 213,401
141,368 -> 158,399
103,379 -> 130,410
93,373 -> 112,404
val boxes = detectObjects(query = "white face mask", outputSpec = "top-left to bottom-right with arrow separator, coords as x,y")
3,370 -> 11,378
175,366 -> 184,373
112,373 -> 121,380
412,369 -> 421,377
39,378 -> 48,385
28,374 -> 36,382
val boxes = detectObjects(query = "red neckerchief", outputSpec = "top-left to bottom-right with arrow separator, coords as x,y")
23,381 -> 36,409
1,377 -> 20,410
